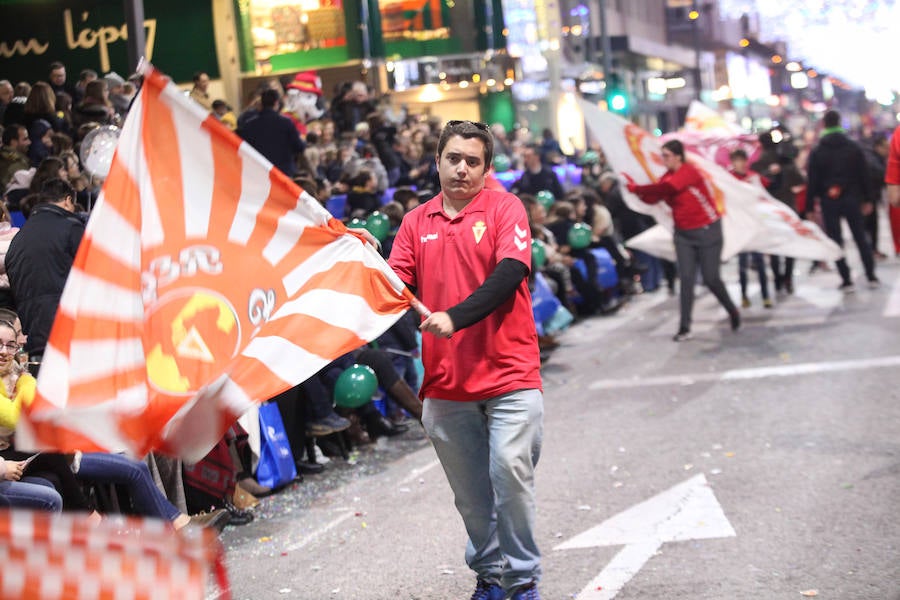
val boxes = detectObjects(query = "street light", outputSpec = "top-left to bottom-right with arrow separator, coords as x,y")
690,4 -> 701,100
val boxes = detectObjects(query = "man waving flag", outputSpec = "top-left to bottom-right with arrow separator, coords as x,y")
17,65 -> 416,462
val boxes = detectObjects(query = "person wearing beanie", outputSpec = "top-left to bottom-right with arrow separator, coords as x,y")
104,72 -> 130,116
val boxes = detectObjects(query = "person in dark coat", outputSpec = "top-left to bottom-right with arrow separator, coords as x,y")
238,89 -> 305,178
5,178 -> 85,366
751,128 -> 806,293
806,110 -> 879,291
511,143 -> 565,200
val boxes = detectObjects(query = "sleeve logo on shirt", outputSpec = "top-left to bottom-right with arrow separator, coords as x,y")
514,223 -> 528,251
472,220 -> 486,244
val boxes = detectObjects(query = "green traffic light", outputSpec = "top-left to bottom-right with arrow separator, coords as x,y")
609,94 -> 628,112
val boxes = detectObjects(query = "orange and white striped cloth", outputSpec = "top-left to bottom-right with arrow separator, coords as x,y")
16,64 -> 416,462
0,509 -> 228,599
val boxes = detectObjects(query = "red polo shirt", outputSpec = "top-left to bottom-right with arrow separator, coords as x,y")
388,188 -> 542,401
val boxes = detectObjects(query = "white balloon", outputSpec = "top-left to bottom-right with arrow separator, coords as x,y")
79,125 -> 121,178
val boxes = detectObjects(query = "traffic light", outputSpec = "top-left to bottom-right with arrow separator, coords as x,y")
606,73 -> 629,115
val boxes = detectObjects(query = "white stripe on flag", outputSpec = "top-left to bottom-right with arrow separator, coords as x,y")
34,345 -> 71,408
240,336 -> 331,384
67,338 -> 145,383
273,288 -> 405,337
83,202 -> 141,270
263,195 -> 313,266
137,137 -> 166,248
171,101 -> 215,239
228,144 -> 273,244
61,270 -> 144,319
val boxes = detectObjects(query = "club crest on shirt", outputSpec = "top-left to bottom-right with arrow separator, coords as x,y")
472,220 -> 486,244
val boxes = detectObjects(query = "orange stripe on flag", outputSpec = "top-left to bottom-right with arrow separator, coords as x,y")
99,153 -> 142,232
141,76 -> 186,238
70,237 -> 140,290
270,313 -> 368,359
48,312 -> 142,355
67,365 -> 147,407
203,115 -> 243,236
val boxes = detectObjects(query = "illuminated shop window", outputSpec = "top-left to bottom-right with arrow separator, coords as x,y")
379,0 -> 472,57
248,0 -> 348,71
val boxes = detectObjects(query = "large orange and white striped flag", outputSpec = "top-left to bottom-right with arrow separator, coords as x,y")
16,65 -> 414,461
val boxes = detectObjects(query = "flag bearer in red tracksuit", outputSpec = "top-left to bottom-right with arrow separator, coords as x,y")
624,139 -> 741,341
388,120 -> 543,600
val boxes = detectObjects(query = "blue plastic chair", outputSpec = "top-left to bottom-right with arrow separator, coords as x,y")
325,194 -> 347,219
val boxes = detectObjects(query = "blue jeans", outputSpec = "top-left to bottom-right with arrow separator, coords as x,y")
422,389 -> 543,592
0,476 -> 63,511
77,453 -> 181,522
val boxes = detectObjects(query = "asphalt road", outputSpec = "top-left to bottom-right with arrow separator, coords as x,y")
213,248 -> 900,600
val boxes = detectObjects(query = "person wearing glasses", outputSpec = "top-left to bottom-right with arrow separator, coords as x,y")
388,120 -> 543,600
624,139 -> 740,341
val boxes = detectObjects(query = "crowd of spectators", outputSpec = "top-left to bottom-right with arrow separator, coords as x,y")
0,60 -> 896,540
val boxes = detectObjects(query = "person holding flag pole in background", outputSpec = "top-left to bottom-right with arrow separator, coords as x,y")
623,139 -> 741,342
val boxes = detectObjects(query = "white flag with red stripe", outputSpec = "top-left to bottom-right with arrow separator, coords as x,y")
17,65 -> 414,461
579,99 -> 842,262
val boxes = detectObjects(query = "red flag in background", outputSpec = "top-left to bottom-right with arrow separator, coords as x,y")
17,65 -> 412,462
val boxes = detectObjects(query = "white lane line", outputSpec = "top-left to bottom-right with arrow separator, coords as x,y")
589,354 -> 900,390
281,511 -> 356,552
884,275 -> 900,317
398,458 -> 441,486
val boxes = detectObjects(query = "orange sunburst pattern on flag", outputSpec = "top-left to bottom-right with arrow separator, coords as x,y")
17,65 -> 412,461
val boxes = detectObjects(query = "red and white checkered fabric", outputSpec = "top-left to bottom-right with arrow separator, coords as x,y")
0,509 -> 229,599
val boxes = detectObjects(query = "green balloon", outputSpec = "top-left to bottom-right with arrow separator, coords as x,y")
531,239 -> 547,268
364,211 -> 391,242
334,364 -> 378,409
349,217 -> 367,229
493,154 -> 511,172
567,223 -> 592,249
536,190 -> 555,211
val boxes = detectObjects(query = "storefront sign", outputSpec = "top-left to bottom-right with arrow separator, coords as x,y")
0,0 -> 218,84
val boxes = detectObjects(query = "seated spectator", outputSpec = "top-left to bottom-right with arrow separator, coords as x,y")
346,168 -> 380,218
379,200 -> 405,257
22,82 -> 64,133
26,119 -> 53,167
0,468 -> 62,512
76,452 -> 230,533
0,318 -> 96,514
511,143 -> 565,199
0,203 -> 20,309
0,124 -> 30,192
522,194 -> 576,314
72,80 -> 117,129
2,82 -> 29,128
212,99 -> 237,131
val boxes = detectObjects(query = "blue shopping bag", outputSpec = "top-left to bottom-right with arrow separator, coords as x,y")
531,272 -> 561,326
256,402 -> 297,489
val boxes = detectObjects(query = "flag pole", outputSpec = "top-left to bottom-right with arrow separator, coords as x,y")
402,287 -> 432,318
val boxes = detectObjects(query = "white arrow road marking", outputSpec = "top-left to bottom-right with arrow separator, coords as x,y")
555,474 -> 735,599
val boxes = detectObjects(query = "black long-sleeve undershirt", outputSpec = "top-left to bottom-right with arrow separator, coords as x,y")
444,258 -> 529,331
